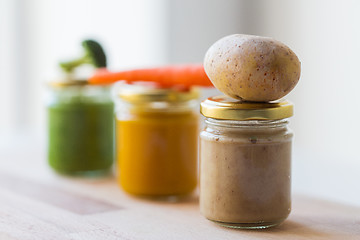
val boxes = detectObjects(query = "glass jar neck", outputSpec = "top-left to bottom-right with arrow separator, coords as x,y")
205,118 -> 289,129
120,99 -> 198,113
47,85 -> 112,105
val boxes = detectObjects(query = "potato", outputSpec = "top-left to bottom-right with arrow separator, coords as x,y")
204,34 -> 301,102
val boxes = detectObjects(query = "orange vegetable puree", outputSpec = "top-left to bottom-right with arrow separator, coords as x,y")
117,110 -> 198,196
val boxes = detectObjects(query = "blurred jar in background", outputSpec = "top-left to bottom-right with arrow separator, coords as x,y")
115,83 -> 199,198
47,80 -> 114,175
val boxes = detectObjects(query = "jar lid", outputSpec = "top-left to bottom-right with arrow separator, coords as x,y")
200,95 -> 293,120
47,79 -> 88,87
118,85 -> 200,103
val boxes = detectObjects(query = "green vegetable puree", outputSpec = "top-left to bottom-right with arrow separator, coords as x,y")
48,100 -> 114,174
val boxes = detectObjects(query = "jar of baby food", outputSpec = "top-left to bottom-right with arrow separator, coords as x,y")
200,95 -> 294,229
115,84 -> 199,198
47,80 -> 114,175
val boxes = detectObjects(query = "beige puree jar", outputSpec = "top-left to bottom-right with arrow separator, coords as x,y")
199,95 -> 294,229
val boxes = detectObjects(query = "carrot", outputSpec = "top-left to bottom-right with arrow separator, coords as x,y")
88,64 -> 213,88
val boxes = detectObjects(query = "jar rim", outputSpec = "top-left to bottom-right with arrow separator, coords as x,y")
47,79 -> 112,88
205,118 -> 289,129
200,95 -> 293,120
46,78 -> 88,88
118,84 -> 200,103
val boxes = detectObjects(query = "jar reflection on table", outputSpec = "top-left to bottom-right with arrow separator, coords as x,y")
47,81 -> 114,175
199,96 -> 293,229
115,83 -> 200,198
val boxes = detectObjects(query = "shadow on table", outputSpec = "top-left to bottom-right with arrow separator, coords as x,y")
220,218 -> 358,239
128,191 -> 200,205
261,220 -> 331,237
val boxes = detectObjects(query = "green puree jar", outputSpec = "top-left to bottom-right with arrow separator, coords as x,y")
47,80 -> 114,175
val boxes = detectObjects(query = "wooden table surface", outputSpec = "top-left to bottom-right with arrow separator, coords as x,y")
0,148 -> 359,240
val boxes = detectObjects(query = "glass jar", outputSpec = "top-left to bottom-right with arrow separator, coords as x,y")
115,84 -> 199,198
199,96 -> 294,229
47,80 -> 114,175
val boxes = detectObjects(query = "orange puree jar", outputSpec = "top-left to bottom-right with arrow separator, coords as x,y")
115,84 -> 200,198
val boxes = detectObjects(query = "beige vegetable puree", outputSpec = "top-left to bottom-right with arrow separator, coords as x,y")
200,122 -> 292,227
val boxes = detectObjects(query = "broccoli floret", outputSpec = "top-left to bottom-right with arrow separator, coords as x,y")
59,39 -> 107,73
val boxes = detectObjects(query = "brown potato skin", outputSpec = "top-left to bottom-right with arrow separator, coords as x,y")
204,34 -> 301,102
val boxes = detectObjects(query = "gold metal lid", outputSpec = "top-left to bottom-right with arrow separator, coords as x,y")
200,95 -> 293,120
118,85 -> 200,103
47,79 -> 88,87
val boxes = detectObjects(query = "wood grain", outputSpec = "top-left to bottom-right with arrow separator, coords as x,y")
0,150 -> 359,240
0,174 -> 121,215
